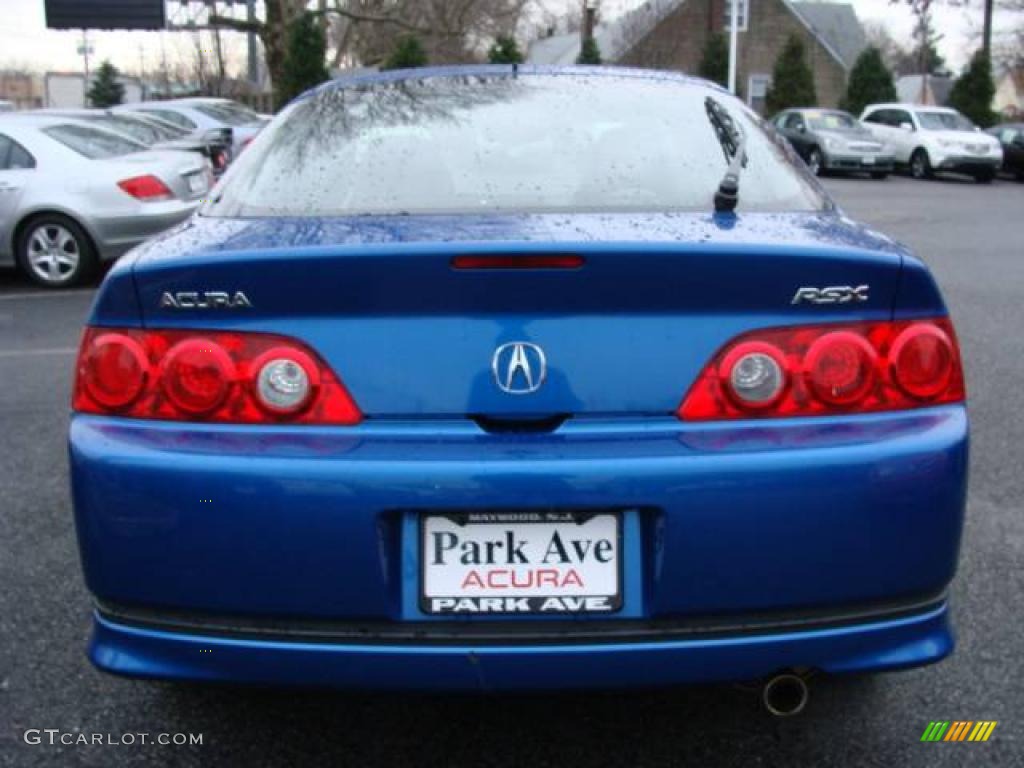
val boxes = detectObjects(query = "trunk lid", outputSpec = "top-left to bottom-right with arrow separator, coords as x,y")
108,149 -> 209,201
123,212 -> 907,418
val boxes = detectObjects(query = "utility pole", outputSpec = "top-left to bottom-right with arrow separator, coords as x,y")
982,0 -> 994,61
727,0 -> 740,94
78,29 -> 92,81
247,0 -> 259,87
581,0 -> 597,48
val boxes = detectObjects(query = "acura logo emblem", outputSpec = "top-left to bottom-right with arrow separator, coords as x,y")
492,342 -> 547,395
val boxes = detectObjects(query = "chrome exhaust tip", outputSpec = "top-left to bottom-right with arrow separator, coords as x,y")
762,672 -> 809,717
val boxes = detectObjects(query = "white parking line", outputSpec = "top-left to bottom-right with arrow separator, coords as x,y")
0,290 -> 94,301
0,347 -> 77,359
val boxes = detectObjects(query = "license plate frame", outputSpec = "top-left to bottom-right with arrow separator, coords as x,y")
419,510 -> 623,616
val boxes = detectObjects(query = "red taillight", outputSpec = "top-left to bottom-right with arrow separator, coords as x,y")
804,331 -> 877,406
451,254 -> 585,270
79,332 -> 149,410
117,174 -> 174,201
160,339 -> 235,414
73,329 -> 362,425
678,318 -> 964,421
889,323 -> 955,400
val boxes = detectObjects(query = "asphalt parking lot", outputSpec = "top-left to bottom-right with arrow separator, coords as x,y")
1,175 -> 1022,767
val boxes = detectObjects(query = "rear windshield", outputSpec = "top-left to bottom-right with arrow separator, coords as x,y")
89,115 -> 162,144
207,74 -> 826,217
137,108 -> 196,131
194,103 -> 256,126
43,123 -> 146,158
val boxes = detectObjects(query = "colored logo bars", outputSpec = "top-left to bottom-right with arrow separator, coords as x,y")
921,721 -> 998,742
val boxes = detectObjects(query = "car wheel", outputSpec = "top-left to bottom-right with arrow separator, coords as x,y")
15,214 -> 97,289
807,148 -> 824,176
909,149 -> 932,179
870,172 -> 889,180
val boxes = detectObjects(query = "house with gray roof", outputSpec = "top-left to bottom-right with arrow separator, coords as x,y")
528,0 -> 867,113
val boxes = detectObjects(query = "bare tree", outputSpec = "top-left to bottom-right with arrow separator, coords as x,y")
210,0 -> 535,89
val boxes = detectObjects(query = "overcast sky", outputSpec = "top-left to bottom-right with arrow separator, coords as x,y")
0,0 -> 1016,79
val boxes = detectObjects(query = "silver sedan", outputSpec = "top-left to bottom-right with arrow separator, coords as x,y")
0,115 -> 207,287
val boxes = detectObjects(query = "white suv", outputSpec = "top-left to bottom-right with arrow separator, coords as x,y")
860,104 -> 1003,182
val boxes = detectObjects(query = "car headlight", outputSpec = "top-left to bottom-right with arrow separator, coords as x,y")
823,137 -> 844,151
937,138 -> 957,149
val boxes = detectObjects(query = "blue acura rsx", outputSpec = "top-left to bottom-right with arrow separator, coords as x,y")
69,67 -> 967,708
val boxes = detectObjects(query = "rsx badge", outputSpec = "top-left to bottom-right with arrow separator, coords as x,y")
160,291 -> 253,310
791,285 -> 869,305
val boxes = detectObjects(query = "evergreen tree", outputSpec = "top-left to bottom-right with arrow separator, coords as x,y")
765,35 -> 817,115
383,35 -> 428,70
277,12 -> 329,109
947,49 -> 996,127
576,37 -> 602,65
87,61 -> 125,108
488,35 -> 524,65
698,33 -> 729,88
840,46 -> 897,116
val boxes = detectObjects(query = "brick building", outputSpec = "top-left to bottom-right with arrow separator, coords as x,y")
528,0 -> 866,114
0,71 -> 43,110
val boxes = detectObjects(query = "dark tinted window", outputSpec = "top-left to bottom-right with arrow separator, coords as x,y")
782,113 -> 805,130
0,133 -> 36,169
208,75 -> 825,217
892,110 -> 913,127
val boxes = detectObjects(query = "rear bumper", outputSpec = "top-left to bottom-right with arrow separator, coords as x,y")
90,599 -> 953,689
70,406 -> 968,687
91,203 -> 197,261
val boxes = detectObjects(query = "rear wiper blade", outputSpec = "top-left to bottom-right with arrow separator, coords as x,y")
705,97 -> 747,214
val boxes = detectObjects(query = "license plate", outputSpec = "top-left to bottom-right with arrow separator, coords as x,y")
421,511 -> 621,615
862,156 -> 875,165
187,173 -> 206,193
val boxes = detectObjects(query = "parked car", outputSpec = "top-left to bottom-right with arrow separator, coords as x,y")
861,103 -> 1003,182
69,68 -> 967,706
771,108 -> 892,178
28,108 -> 232,176
0,115 -> 208,287
114,98 -> 267,154
986,123 -> 1024,181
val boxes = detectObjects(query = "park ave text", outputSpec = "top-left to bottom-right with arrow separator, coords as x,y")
425,526 -> 619,614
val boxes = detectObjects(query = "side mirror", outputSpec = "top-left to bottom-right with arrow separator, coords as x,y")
899,122 -> 914,132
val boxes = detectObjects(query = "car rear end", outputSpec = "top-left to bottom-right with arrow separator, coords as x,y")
68,69 -> 967,691
84,148 -> 208,260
